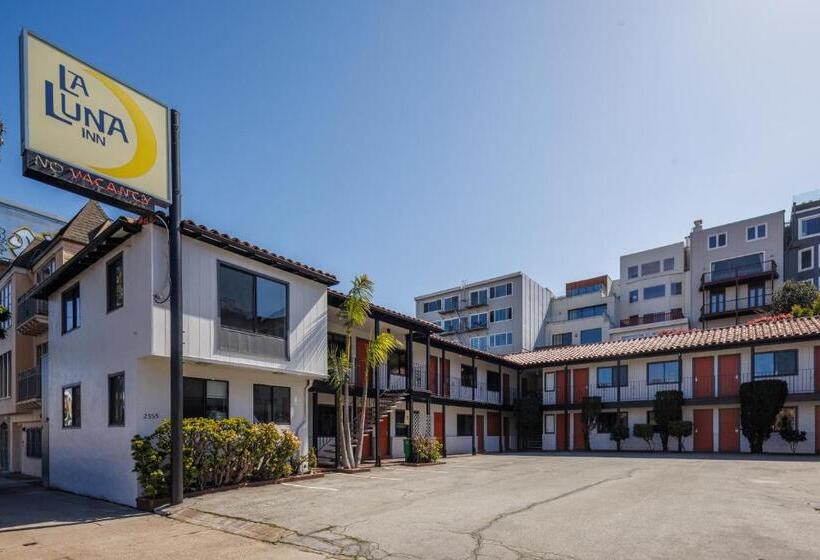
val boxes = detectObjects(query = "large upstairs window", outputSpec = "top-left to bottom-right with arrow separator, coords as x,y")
567,304 -> 607,320
61,284 -> 80,334
218,264 -> 287,339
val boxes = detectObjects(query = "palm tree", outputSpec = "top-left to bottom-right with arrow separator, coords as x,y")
328,275 -> 399,469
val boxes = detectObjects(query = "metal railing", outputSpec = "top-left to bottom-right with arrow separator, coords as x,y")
701,259 -> 777,286
17,367 -> 41,402
619,309 -> 685,328
700,293 -> 773,317
16,295 -> 48,326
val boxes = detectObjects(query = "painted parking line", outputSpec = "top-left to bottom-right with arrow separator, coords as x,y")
280,483 -> 339,492
346,474 -> 403,481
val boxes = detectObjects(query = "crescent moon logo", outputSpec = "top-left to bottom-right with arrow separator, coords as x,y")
86,68 -> 157,179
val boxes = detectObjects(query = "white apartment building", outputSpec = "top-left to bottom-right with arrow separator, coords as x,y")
414,272 -> 552,355
545,276 -> 616,347
35,216 -> 337,506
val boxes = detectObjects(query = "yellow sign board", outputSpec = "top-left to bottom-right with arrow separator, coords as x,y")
21,31 -> 170,210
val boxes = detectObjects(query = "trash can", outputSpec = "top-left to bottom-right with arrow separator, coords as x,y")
403,438 -> 412,461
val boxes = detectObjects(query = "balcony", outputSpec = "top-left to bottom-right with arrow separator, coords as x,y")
700,259 -> 778,290
16,367 -> 41,409
618,309 -> 685,328
699,293 -> 772,321
16,295 -> 48,336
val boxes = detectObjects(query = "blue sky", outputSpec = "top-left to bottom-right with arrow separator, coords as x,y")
1,2 -> 817,313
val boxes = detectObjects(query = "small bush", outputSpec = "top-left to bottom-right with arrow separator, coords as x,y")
653,390 -> 683,452
777,416 -> 807,454
411,436 -> 442,463
740,380 -> 788,453
580,397 -> 602,451
668,420 -> 693,452
633,424 -> 655,451
131,417 -> 300,498
610,417 -> 629,450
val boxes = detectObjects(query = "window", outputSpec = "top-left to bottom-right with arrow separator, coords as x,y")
0,351 -> 10,399
747,223 -> 767,241
35,258 -> 56,284
663,257 -> 675,271
711,253 -> 764,282
470,336 -> 488,351
670,282 -> 682,296
641,261 -> 660,276
567,304 -> 607,320
643,285 -> 666,300
461,365 -> 477,387
469,289 -> 488,307
708,232 -> 727,249
62,384 -> 81,428
629,289 -> 638,303
709,289 -> 726,313
26,427 -> 42,458
544,372 -> 555,392
596,412 -> 627,434
567,283 -> 605,297
443,318 -> 464,333
388,349 -> 407,375
183,378 -> 229,419
597,365 -> 628,388
489,332 -> 513,348
253,384 -> 290,424
395,410 -> 408,437
457,414 -> 473,436
552,332 -> 572,346
106,253 -> 124,312
647,361 -> 680,385
544,414 -> 556,434
0,282 -> 10,330
799,247 -> 814,272
218,264 -> 287,338
61,284 -> 81,334
748,282 -> 766,307
799,214 -> 820,239
490,307 -> 512,322
489,282 -> 513,299
469,313 -> 488,329
627,266 -> 639,279
443,295 -> 459,311
423,299 -> 441,313
753,350 -> 798,377
580,328 -> 602,344
487,371 -> 500,392
108,373 -> 125,426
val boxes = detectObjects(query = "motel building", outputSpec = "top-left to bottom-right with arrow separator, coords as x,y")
505,318 -> 820,454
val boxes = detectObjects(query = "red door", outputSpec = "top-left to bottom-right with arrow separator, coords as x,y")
355,338 -> 369,388
693,357 -> 714,398
378,416 -> 390,458
573,369 -> 589,404
503,417 -> 510,451
814,347 -> 820,393
442,359 -> 450,398
693,409 -> 713,452
573,412 -> 585,450
487,412 -> 500,439
815,406 -> 820,454
428,357 -> 439,395
556,371 -> 568,405
476,415 -> 485,453
556,414 -> 568,450
502,374 -> 510,405
362,433 -> 372,458
718,354 -> 741,397
433,412 -> 444,445
719,408 -> 740,452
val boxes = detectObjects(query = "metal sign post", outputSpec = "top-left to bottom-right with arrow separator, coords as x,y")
168,109 -> 183,505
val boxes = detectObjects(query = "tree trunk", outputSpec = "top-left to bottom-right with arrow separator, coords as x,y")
342,383 -> 355,467
335,390 -> 351,469
354,367 -> 370,467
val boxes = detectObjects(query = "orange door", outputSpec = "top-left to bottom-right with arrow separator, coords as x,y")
502,374 -> 510,405
487,412 -> 500,438
433,412 -> 444,445
719,408 -> 740,452
442,359 -> 450,398
556,414 -> 568,450
556,371 -> 568,405
573,369 -> 589,404
378,416 -> 390,458
814,348 -> 820,393
428,357 -> 439,395
718,354 -> 741,397
503,417 -> 510,450
476,415 -> 485,453
362,432 -> 372,458
693,409 -> 713,452
816,406 -> 820,454
693,357 -> 714,398
573,412 -> 585,450
355,338 -> 369,388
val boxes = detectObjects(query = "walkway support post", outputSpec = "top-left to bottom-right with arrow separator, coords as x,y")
169,109 -> 184,506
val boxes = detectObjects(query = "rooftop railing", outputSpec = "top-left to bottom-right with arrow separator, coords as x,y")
700,260 -> 777,287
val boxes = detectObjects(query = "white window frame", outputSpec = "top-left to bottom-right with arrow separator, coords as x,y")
544,413 -> 556,434
544,372 -> 555,392
489,282 -> 513,299
422,299 -> 442,314
469,289 -> 489,307
470,336 -> 488,351
489,332 -> 513,348
746,223 -> 767,242
490,307 -> 513,323
708,232 -> 728,250
798,213 -> 820,240
798,246 -> 814,272
469,312 -> 488,329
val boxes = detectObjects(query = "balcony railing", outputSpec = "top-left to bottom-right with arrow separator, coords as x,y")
544,369 -> 817,406
17,366 -> 41,404
15,295 -> 48,336
700,259 -> 777,288
619,309 -> 685,328
700,293 -> 773,319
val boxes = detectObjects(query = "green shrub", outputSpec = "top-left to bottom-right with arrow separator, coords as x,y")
131,417 -> 300,498
580,397 -> 602,451
668,420 -> 693,452
739,380 -> 788,453
610,417 -> 629,451
309,447 -> 318,469
633,423 -> 655,451
777,416 -> 807,454
411,436 -> 442,463
653,390 -> 683,452
772,280 -> 818,314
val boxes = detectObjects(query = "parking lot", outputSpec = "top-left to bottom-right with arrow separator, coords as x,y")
169,452 -> 820,560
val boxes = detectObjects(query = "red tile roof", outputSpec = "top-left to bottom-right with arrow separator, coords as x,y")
504,316 -> 820,368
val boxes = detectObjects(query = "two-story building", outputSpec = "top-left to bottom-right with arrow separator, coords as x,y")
545,275 -> 616,346
33,215 -> 338,506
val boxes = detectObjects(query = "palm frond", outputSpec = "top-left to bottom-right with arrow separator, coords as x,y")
327,348 -> 352,390
366,332 -> 400,371
338,275 -> 374,330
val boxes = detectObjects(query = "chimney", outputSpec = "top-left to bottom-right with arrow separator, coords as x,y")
692,219 -> 702,233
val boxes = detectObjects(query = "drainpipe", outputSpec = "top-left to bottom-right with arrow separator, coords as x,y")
615,358 -> 622,452
299,379 -> 313,472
